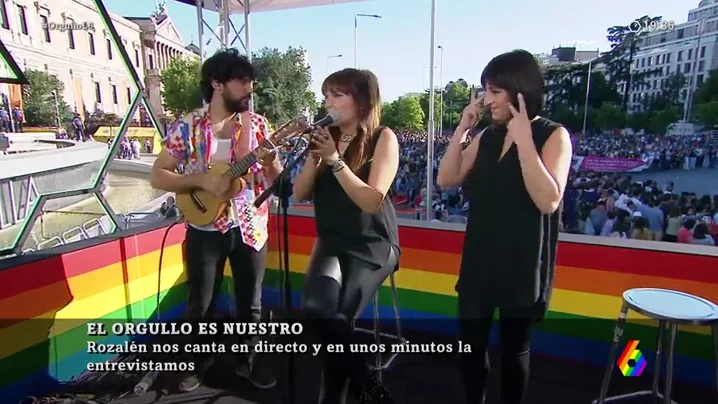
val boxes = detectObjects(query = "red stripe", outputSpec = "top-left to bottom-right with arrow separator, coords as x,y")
557,241 -> 718,283
398,226 -> 464,254
279,216 -> 718,280
0,225 -> 186,301
616,340 -> 638,366
279,215 -> 464,254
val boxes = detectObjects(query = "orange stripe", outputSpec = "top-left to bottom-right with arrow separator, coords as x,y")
555,265 -> 718,302
617,340 -> 638,365
270,235 -> 461,275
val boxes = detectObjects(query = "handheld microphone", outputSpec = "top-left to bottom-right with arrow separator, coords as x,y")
300,112 -> 339,134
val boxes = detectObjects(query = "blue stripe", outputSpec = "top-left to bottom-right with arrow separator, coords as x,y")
260,287 -> 715,386
3,287 -> 713,403
0,304 -> 187,404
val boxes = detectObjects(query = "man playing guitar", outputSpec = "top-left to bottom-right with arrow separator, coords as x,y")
151,49 -> 280,393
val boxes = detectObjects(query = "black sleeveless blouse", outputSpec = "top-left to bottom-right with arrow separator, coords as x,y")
313,127 -> 401,270
457,118 -> 563,316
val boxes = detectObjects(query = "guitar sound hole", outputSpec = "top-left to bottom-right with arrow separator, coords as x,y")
190,191 -> 207,213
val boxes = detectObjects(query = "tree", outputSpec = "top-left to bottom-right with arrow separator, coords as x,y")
545,64 -> 588,113
382,95 -> 424,131
418,89 -> 444,129
693,68 -> 718,105
546,65 -> 620,121
552,105 -> 581,132
602,15 -> 663,109
252,46 -> 313,125
441,81 -> 471,128
647,73 -> 686,112
22,69 -> 72,126
695,101 -> 718,127
692,68 -> 718,124
303,90 -> 318,116
626,111 -> 650,132
595,103 -> 626,131
315,103 -> 327,120
160,57 -> 202,118
648,107 -> 680,134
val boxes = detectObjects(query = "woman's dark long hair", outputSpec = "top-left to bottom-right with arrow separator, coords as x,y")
321,68 -> 382,173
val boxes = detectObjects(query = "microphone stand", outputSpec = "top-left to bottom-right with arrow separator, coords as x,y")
254,140 -> 310,404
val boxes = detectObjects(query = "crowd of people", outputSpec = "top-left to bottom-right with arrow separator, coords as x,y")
106,137 -> 152,159
567,176 -> 717,246
575,132 -> 718,170
295,129 -> 716,246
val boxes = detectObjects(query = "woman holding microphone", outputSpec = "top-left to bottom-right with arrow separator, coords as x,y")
292,68 -> 400,404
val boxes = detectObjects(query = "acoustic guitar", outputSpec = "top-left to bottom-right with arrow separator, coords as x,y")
176,118 -> 308,226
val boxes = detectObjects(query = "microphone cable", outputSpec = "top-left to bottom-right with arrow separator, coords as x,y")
156,214 -> 184,323
130,214 -> 183,398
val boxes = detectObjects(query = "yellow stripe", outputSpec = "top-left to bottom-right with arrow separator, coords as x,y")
1,246 -> 185,317
0,247 -> 186,361
4,247 -> 705,362
267,252 -> 707,335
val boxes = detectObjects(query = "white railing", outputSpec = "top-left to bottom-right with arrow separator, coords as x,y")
30,210 -> 162,252
61,226 -> 90,242
82,218 -> 108,236
122,211 -> 163,229
36,236 -> 64,250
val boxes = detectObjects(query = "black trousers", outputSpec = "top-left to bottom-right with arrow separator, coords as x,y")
458,293 -> 535,404
184,226 -> 267,367
302,239 -> 398,404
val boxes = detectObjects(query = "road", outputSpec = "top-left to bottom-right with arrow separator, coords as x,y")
632,168 -> 718,196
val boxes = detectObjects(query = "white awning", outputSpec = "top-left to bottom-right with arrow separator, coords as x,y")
171,0 -> 372,14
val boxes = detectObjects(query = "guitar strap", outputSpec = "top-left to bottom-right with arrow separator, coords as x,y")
229,112 -> 244,165
222,113 -> 245,225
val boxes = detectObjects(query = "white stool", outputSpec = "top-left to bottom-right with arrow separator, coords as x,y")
354,271 -> 406,381
594,288 -> 718,404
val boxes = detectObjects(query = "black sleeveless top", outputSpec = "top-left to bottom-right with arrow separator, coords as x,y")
457,117 -> 563,316
313,127 -> 401,270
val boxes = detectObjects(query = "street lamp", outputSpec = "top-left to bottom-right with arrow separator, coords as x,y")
327,54 -> 343,74
582,61 -> 592,135
684,18 -> 705,125
425,0 -> 437,222
50,90 -> 61,129
354,13 -> 381,68
438,45 -> 444,136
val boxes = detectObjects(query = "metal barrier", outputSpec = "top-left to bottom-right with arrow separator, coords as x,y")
61,226 -> 90,243
123,211 -> 162,229
82,218 -> 107,236
37,236 -> 64,250
16,210 -> 163,256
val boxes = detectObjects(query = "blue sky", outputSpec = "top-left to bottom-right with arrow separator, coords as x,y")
104,0 -> 693,102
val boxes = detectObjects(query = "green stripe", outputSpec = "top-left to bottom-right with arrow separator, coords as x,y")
0,284 -> 187,388
267,268 -> 715,360
4,269 -> 714,390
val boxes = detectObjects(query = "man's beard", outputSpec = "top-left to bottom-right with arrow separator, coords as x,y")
224,94 -> 250,113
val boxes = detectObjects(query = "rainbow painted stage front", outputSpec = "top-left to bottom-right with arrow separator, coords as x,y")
0,214 -> 716,403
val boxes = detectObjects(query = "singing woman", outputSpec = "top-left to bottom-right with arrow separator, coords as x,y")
437,49 -> 573,403
292,68 -> 400,404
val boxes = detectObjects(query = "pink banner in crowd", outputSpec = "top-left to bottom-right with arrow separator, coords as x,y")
574,156 -> 649,172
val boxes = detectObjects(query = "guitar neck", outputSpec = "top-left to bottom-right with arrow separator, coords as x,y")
223,138 -> 276,180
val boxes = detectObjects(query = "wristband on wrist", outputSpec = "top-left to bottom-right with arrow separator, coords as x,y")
330,158 -> 346,173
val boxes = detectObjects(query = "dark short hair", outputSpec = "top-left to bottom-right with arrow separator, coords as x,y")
480,49 -> 544,119
200,48 -> 255,103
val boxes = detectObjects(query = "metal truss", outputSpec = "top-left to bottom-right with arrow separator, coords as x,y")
0,0 -> 166,257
